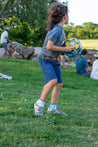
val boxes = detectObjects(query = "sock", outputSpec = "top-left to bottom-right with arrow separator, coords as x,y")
48,104 -> 57,110
36,99 -> 45,107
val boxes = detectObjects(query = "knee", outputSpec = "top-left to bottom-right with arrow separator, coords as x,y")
49,79 -> 57,87
58,83 -> 63,89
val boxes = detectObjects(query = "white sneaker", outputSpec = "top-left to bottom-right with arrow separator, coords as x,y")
47,107 -> 68,116
34,102 -> 44,116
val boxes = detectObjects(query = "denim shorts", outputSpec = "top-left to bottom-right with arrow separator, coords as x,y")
2,43 -> 8,50
39,59 -> 62,84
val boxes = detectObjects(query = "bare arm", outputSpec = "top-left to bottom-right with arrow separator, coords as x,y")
86,67 -> 91,72
47,40 -> 74,52
5,36 -> 11,42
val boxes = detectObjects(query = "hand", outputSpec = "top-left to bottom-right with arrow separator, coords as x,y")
64,45 -> 74,52
8,40 -> 11,43
87,60 -> 92,66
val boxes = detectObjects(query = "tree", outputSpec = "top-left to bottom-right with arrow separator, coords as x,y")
0,1 -> 98,46
0,0 -> 11,17
76,28 -> 84,39
0,0 -> 57,24
83,22 -> 95,39
0,0 -> 58,46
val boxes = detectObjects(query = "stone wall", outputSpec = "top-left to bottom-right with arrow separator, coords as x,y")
33,47 -> 98,65
65,49 -> 98,64
6,43 -> 98,65
8,42 -> 35,59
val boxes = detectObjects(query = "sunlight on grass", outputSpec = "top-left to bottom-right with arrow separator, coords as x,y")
80,39 -> 98,50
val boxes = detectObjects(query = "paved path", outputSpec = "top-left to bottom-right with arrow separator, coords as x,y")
0,48 -> 4,57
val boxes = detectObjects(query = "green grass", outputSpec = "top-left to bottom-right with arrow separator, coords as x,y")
0,58 -> 98,147
80,39 -> 98,50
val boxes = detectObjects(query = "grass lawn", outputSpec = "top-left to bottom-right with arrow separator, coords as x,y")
80,39 -> 98,50
0,58 -> 98,147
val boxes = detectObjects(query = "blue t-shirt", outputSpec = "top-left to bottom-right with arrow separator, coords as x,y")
76,56 -> 89,75
40,24 -> 65,57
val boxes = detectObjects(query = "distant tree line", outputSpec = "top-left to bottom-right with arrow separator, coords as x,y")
64,22 -> 98,39
0,0 -> 98,47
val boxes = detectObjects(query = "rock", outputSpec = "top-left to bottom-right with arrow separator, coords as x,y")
33,47 -> 42,55
12,51 -> 23,59
32,54 -> 39,61
65,49 -> 98,64
8,42 -> 35,59
65,55 -> 70,62
32,47 -> 42,61
86,49 -> 98,63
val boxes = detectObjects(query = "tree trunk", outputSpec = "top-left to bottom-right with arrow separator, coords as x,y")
0,0 -> 11,17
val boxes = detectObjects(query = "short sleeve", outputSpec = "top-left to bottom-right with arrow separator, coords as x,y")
5,31 -> 8,37
48,26 -> 61,43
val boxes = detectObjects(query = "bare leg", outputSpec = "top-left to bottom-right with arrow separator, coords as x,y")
51,83 -> 63,104
40,79 -> 57,101
60,55 -> 66,68
47,82 -> 68,116
3,50 -> 7,57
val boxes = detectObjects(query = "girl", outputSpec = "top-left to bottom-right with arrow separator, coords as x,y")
34,3 -> 73,116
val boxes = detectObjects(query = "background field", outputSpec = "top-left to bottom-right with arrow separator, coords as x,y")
0,58 -> 98,147
80,39 -> 98,50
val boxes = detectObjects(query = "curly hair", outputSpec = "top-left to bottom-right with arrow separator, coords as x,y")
47,3 -> 68,31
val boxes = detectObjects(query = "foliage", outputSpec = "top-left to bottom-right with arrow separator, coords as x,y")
0,0 -> 58,46
0,16 -> 32,45
10,21 -> 32,45
0,0 -> 57,26
0,1 -> 98,46
64,22 -> 98,39
31,27 -> 47,47
0,58 -> 98,146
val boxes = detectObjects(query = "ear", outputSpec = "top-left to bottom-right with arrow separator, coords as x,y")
64,14 -> 67,19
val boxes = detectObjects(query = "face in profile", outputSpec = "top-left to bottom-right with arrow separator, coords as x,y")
64,14 -> 69,24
